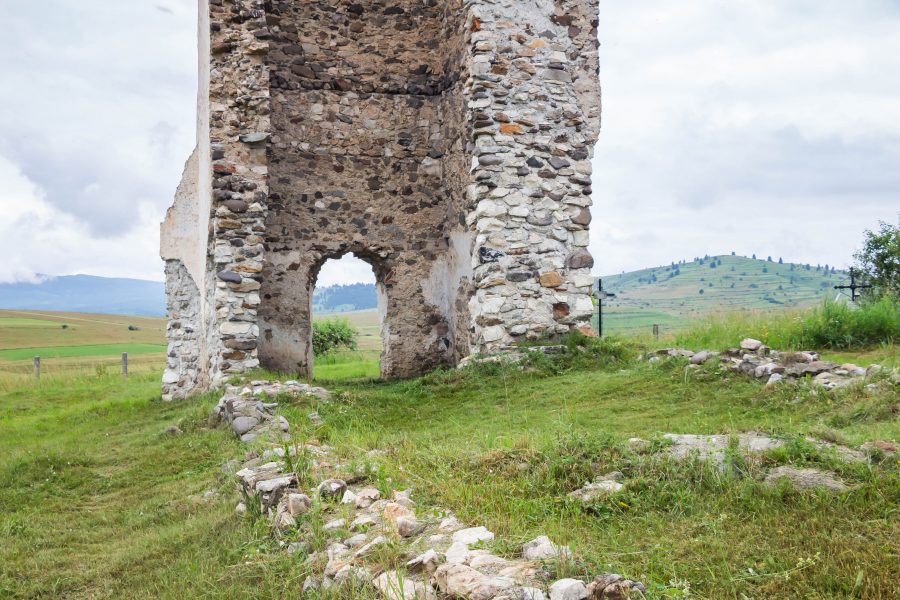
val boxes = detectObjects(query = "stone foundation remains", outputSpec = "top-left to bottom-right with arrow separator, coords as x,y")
161,0 -> 601,399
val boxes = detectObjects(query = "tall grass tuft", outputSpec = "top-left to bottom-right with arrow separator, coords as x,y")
676,297 -> 899,351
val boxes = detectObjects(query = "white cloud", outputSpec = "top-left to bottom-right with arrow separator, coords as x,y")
0,156 -> 163,282
317,256 -> 377,288
1,0 -> 898,287
591,0 -> 900,276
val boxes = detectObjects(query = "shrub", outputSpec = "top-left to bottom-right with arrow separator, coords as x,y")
312,318 -> 358,356
127,325 -> 140,331
795,296 -> 899,349
853,218 -> 899,298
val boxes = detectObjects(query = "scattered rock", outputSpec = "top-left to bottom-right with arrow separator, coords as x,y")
861,440 -> 897,457
397,516 -> 426,538
452,526 -> 495,547
302,577 -> 320,594
523,536 -> 571,561
586,574 -> 646,599
764,466 -> 849,492
318,479 -> 348,499
323,518 -> 346,531
353,535 -> 386,559
740,338 -> 764,351
351,514 -> 378,531
664,432 -> 783,462
355,486 -> 381,508
549,578 -> 588,600
690,350 -> 716,365
435,563 -> 514,600
627,437 -> 651,453
568,479 -> 624,503
407,549 -> 441,575
220,382 -> 648,600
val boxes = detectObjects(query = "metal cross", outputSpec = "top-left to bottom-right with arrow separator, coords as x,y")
834,268 -> 873,302
595,279 -> 616,337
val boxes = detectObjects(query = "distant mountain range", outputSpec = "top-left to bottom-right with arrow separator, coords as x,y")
0,275 -> 166,316
313,283 -> 377,313
0,255 -> 850,322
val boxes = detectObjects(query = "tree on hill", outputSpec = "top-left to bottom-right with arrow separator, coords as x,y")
767,256 -> 773,262
752,254 -> 757,260
778,257 -> 783,264
854,219 -> 900,297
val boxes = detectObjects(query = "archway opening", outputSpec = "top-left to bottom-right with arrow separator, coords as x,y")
311,253 -> 383,380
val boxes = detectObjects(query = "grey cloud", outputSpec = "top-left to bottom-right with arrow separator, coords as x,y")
0,1 -> 196,238
622,126 -> 900,211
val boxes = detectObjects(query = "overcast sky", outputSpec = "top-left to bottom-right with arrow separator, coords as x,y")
1,0 -> 898,287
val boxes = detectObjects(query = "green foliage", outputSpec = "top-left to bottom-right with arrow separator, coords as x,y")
675,297 -> 900,350
854,218 -> 900,298
312,317 -> 358,356
795,296 -> 899,349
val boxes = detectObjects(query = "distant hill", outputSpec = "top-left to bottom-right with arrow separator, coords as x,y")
597,255 -> 848,333
313,283 -> 377,313
0,275 -> 165,316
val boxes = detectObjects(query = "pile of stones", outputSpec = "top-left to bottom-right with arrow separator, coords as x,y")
217,381 -> 645,600
564,432 -> 895,499
648,338 -> 891,390
214,380 -> 329,443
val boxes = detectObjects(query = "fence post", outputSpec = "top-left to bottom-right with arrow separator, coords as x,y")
34,356 -> 40,379
653,324 -> 660,341
121,353 -> 128,380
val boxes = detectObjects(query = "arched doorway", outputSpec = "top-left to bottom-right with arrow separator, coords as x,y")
311,253 -> 382,379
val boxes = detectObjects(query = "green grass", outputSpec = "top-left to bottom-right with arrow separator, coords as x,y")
0,310 -> 165,349
314,350 -> 381,380
1,318 -> 897,598
0,343 -> 167,362
675,297 -> 900,351
0,317 -> 63,328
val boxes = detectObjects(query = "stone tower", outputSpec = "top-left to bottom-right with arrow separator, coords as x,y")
160,0 -> 600,400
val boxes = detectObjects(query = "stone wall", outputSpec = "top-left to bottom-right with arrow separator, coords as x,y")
161,260 -> 204,400
160,0 -> 600,397
463,0 -> 600,351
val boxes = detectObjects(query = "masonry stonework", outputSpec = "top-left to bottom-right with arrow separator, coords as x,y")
161,0 -> 601,400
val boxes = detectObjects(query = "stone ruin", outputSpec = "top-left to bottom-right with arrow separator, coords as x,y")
161,0 -> 601,400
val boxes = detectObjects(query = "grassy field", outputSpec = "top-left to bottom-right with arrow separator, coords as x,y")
1,319 -> 897,598
600,255 -> 846,335
0,309 -> 384,379
0,310 -> 168,377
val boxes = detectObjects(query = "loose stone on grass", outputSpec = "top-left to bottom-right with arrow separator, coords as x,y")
764,466 -> 849,492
